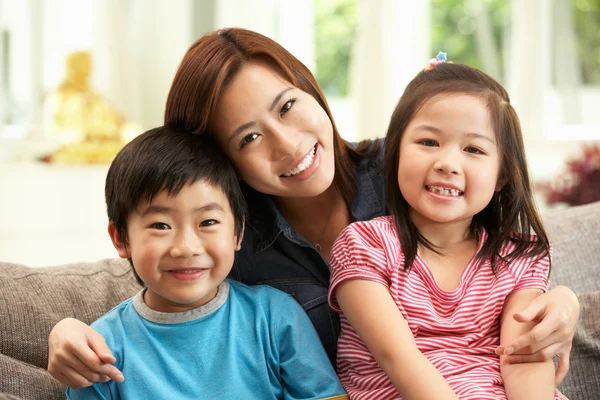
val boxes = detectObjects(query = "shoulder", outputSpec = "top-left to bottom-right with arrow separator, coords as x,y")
351,138 -> 384,172
228,279 -> 296,311
91,297 -> 134,331
335,216 -> 397,250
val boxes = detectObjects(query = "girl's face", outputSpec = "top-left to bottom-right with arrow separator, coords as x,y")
397,93 -> 504,230
212,60 -> 335,199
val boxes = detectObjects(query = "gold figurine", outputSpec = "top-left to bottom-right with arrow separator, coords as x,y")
43,51 -> 141,164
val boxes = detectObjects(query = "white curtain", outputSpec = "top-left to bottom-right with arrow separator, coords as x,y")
350,0 -> 431,141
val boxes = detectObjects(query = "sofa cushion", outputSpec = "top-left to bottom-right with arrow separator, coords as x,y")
544,201 -> 600,293
0,259 -> 140,370
556,291 -> 600,399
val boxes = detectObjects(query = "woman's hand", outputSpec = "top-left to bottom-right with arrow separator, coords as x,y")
495,286 -> 579,385
48,318 -> 124,388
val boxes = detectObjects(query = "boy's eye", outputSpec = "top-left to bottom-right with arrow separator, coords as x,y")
200,219 -> 218,227
419,139 -> 438,147
465,146 -> 484,154
279,98 -> 296,117
239,133 -> 259,149
150,222 -> 170,230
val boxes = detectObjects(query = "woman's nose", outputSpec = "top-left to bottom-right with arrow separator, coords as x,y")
268,124 -> 301,161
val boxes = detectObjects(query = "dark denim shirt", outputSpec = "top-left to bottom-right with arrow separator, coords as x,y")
229,141 -> 386,365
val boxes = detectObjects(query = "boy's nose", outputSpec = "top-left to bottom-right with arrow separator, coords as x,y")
170,232 -> 202,258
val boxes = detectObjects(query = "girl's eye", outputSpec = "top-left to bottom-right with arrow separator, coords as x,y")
239,133 -> 259,149
465,146 -> 484,154
419,139 -> 438,147
280,98 -> 296,117
150,222 -> 170,230
200,219 -> 218,227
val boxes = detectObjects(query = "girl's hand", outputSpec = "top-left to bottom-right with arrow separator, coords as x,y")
47,318 -> 124,388
495,286 -> 579,385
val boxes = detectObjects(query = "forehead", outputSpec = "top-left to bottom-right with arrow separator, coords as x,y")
408,93 -> 494,137
140,179 -> 232,210
213,61 -> 293,130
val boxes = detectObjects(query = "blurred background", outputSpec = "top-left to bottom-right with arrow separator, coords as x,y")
0,0 -> 599,266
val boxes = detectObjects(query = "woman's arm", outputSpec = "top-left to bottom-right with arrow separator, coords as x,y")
499,289 -> 556,400
48,318 -> 124,388
336,279 -> 458,400
498,285 -> 579,384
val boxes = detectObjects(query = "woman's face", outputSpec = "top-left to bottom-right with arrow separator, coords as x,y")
212,60 -> 335,199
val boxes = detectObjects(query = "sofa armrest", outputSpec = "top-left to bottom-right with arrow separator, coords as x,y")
0,259 -> 141,369
0,352 -> 65,400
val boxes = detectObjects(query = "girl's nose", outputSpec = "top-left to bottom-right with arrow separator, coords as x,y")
433,152 -> 460,175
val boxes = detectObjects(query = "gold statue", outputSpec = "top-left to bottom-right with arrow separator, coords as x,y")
43,51 -> 141,163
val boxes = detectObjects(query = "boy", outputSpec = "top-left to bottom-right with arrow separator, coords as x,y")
67,126 -> 347,399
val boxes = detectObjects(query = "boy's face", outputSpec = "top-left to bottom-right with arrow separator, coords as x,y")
109,180 -> 243,313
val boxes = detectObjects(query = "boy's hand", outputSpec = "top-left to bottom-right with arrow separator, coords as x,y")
495,286 -> 579,385
48,318 -> 124,388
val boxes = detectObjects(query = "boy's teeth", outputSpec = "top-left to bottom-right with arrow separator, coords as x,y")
283,146 -> 316,177
426,185 -> 463,197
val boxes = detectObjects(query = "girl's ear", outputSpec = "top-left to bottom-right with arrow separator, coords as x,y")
108,222 -> 131,259
234,219 -> 245,251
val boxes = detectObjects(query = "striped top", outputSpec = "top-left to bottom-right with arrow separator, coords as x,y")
328,216 -> 566,400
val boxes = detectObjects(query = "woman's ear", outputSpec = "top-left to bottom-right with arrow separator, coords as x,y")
234,219 -> 245,251
496,177 -> 508,192
108,222 -> 131,259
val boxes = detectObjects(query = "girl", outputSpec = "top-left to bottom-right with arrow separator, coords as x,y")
329,57 -> 567,399
47,30 -> 578,390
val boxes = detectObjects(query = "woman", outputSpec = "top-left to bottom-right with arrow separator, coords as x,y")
48,28 -> 579,389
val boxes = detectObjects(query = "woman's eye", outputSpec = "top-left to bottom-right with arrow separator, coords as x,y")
150,222 -> 170,230
200,219 -> 218,227
280,98 -> 296,117
465,146 -> 484,154
419,139 -> 438,147
239,133 -> 259,148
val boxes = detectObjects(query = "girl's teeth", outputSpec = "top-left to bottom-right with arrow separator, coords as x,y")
283,147 -> 316,177
426,186 -> 462,197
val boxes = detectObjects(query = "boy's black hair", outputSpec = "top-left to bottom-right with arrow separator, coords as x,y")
105,126 -> 247,285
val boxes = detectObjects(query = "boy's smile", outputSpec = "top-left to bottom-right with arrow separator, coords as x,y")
109,180 -> 242,313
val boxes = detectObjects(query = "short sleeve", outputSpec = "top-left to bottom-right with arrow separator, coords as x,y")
512,245 -> 552,292
275,296 -> 347,399
328,219 -> 395,313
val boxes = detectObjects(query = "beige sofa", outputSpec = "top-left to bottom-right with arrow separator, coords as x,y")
1,202 -> 600,399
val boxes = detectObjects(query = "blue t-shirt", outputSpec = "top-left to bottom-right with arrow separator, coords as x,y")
66,280 -> 347,400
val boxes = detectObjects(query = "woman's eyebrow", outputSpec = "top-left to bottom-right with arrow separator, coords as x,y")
228,87 -> 294,144
269,87 -> 293,112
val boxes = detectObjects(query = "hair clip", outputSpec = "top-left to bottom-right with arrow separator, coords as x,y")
425,51 -> 448,71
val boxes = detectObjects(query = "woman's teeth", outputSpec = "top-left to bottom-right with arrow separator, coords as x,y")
282,146 -> 316,177
426,185 -> 463,197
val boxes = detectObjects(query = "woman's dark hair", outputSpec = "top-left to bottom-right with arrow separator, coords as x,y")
384,62 -> 550,272
164,27 -> 378,209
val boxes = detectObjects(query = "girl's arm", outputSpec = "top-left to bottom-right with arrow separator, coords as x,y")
336,279 -> 458,400
499,289 -> 556,400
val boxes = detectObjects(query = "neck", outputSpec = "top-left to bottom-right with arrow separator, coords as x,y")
274,184 -> 342,223
410,213 -> 475,249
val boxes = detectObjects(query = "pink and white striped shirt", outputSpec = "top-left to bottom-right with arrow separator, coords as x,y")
328,216 -> 566,400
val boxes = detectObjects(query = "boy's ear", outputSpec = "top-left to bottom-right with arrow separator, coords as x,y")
108,222 -> 131,259
234,219 -> 245,251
